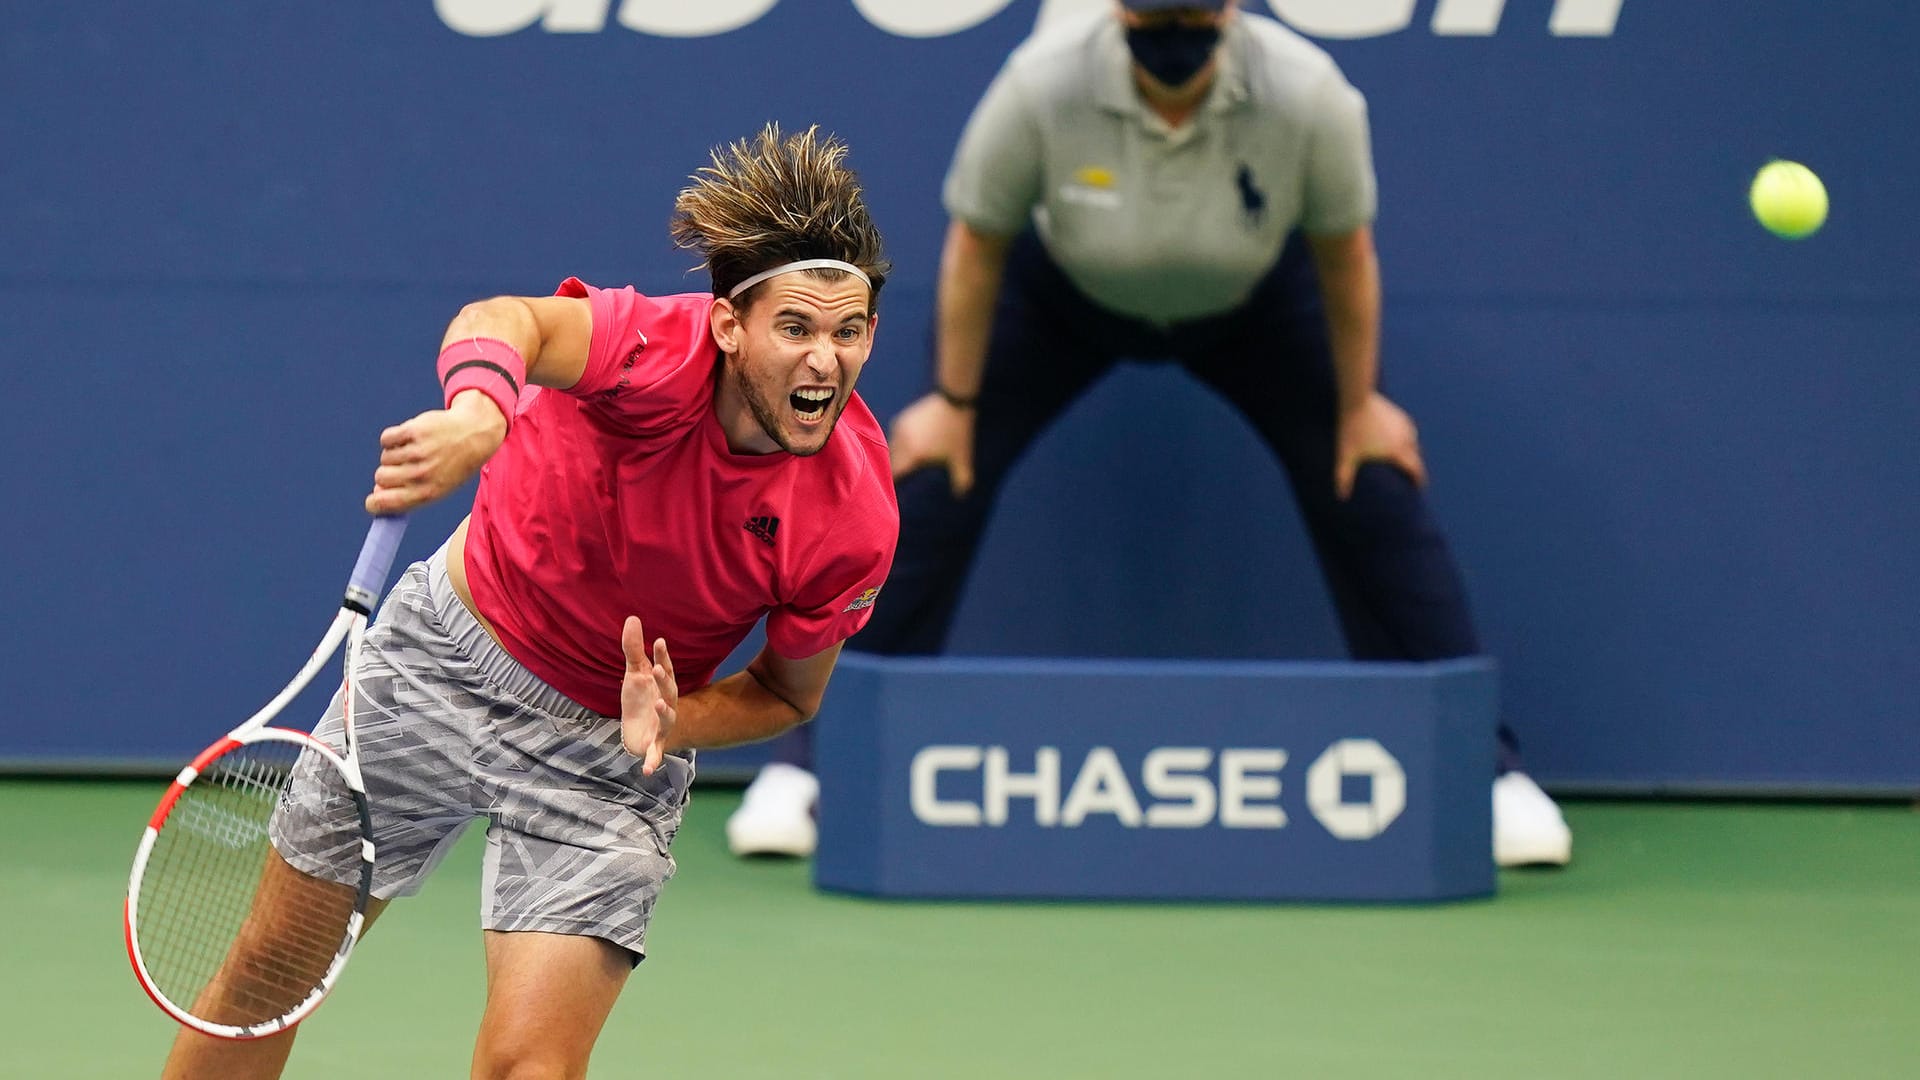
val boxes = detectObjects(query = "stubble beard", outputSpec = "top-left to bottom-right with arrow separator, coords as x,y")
731,354 -> 837,457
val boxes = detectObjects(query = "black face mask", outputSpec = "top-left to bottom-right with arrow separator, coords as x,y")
1125,24 -> 1222,89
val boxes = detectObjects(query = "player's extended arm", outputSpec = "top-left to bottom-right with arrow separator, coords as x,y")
617,631 -> 842,774
440,295 -> 594,392
1306,226 -> 1426,499
886,219 -> 1013,495
365,296 -> 593,514
672,643 -> 843,751
618,619 -> 841,774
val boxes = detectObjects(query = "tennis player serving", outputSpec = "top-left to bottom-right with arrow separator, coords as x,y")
160,123 -> 897,1079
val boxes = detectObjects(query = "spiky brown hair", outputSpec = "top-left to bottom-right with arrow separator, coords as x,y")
669,124 -> 890,311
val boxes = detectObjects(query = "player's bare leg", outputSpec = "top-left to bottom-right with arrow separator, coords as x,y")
161,852 -> 389,1080
471,930 -> 632,1080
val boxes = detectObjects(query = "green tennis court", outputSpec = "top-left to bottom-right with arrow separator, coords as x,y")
9,779 -> 1914,1078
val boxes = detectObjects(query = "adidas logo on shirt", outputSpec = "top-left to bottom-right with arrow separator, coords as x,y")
744,516 -> 780,546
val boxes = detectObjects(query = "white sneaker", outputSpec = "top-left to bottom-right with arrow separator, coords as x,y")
1493,771 -> 1572,868
725,763 -> 820,858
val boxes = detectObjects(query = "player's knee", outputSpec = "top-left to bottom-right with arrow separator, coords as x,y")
473,1030 -> 590,1080
472,1037 -> 583,1076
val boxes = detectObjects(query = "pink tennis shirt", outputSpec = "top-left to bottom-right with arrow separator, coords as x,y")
461,278 -> 899,716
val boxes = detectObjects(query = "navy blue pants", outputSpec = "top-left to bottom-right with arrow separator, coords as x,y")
775,231 -> 1521,773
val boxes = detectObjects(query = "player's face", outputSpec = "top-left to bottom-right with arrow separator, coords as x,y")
713,273 -> 876,457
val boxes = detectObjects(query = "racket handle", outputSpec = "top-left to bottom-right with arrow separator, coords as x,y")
345,515 -> 409,613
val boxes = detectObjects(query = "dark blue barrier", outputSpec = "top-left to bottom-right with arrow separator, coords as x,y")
813,654 -> 1497,901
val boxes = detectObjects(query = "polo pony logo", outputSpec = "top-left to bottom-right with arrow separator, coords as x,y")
1236,164 -> 1266,227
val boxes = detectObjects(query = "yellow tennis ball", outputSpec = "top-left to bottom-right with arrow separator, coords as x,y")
1749,160 -> 1828,240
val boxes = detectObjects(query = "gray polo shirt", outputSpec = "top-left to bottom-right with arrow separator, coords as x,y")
943,10 -> 1377,326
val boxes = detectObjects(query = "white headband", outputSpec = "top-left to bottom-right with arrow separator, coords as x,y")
726,258 -> 872,300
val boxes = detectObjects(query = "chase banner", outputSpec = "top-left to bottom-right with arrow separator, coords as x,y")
814,655 -> 1498,900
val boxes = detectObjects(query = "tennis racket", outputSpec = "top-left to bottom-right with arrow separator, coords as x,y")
125,515 -> 407,1039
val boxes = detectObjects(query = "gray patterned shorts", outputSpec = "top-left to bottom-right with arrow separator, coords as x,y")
269,543 -> 694,961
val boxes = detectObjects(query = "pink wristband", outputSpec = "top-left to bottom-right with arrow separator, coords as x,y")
437,337 -> 527,431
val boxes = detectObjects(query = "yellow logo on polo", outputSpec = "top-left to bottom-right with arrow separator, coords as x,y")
1073,165 -> 1116,189
1061,165 -> 1122,210
843,586 -> 881,613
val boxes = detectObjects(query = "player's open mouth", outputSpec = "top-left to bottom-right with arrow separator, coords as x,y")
790,387 -> 834,422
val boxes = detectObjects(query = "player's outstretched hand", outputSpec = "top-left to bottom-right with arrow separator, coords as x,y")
1335,391 -> 1428,500
888,391 -> 976,496
619,615 -> 678,775
364,393 -> 508,514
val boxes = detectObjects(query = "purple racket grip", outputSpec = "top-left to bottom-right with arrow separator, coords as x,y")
344,515 -> 409,612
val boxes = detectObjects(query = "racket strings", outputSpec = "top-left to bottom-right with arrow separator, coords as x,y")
137,741 -> 361,1028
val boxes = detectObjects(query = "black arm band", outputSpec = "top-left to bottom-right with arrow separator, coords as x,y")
936,385 -> 977,409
